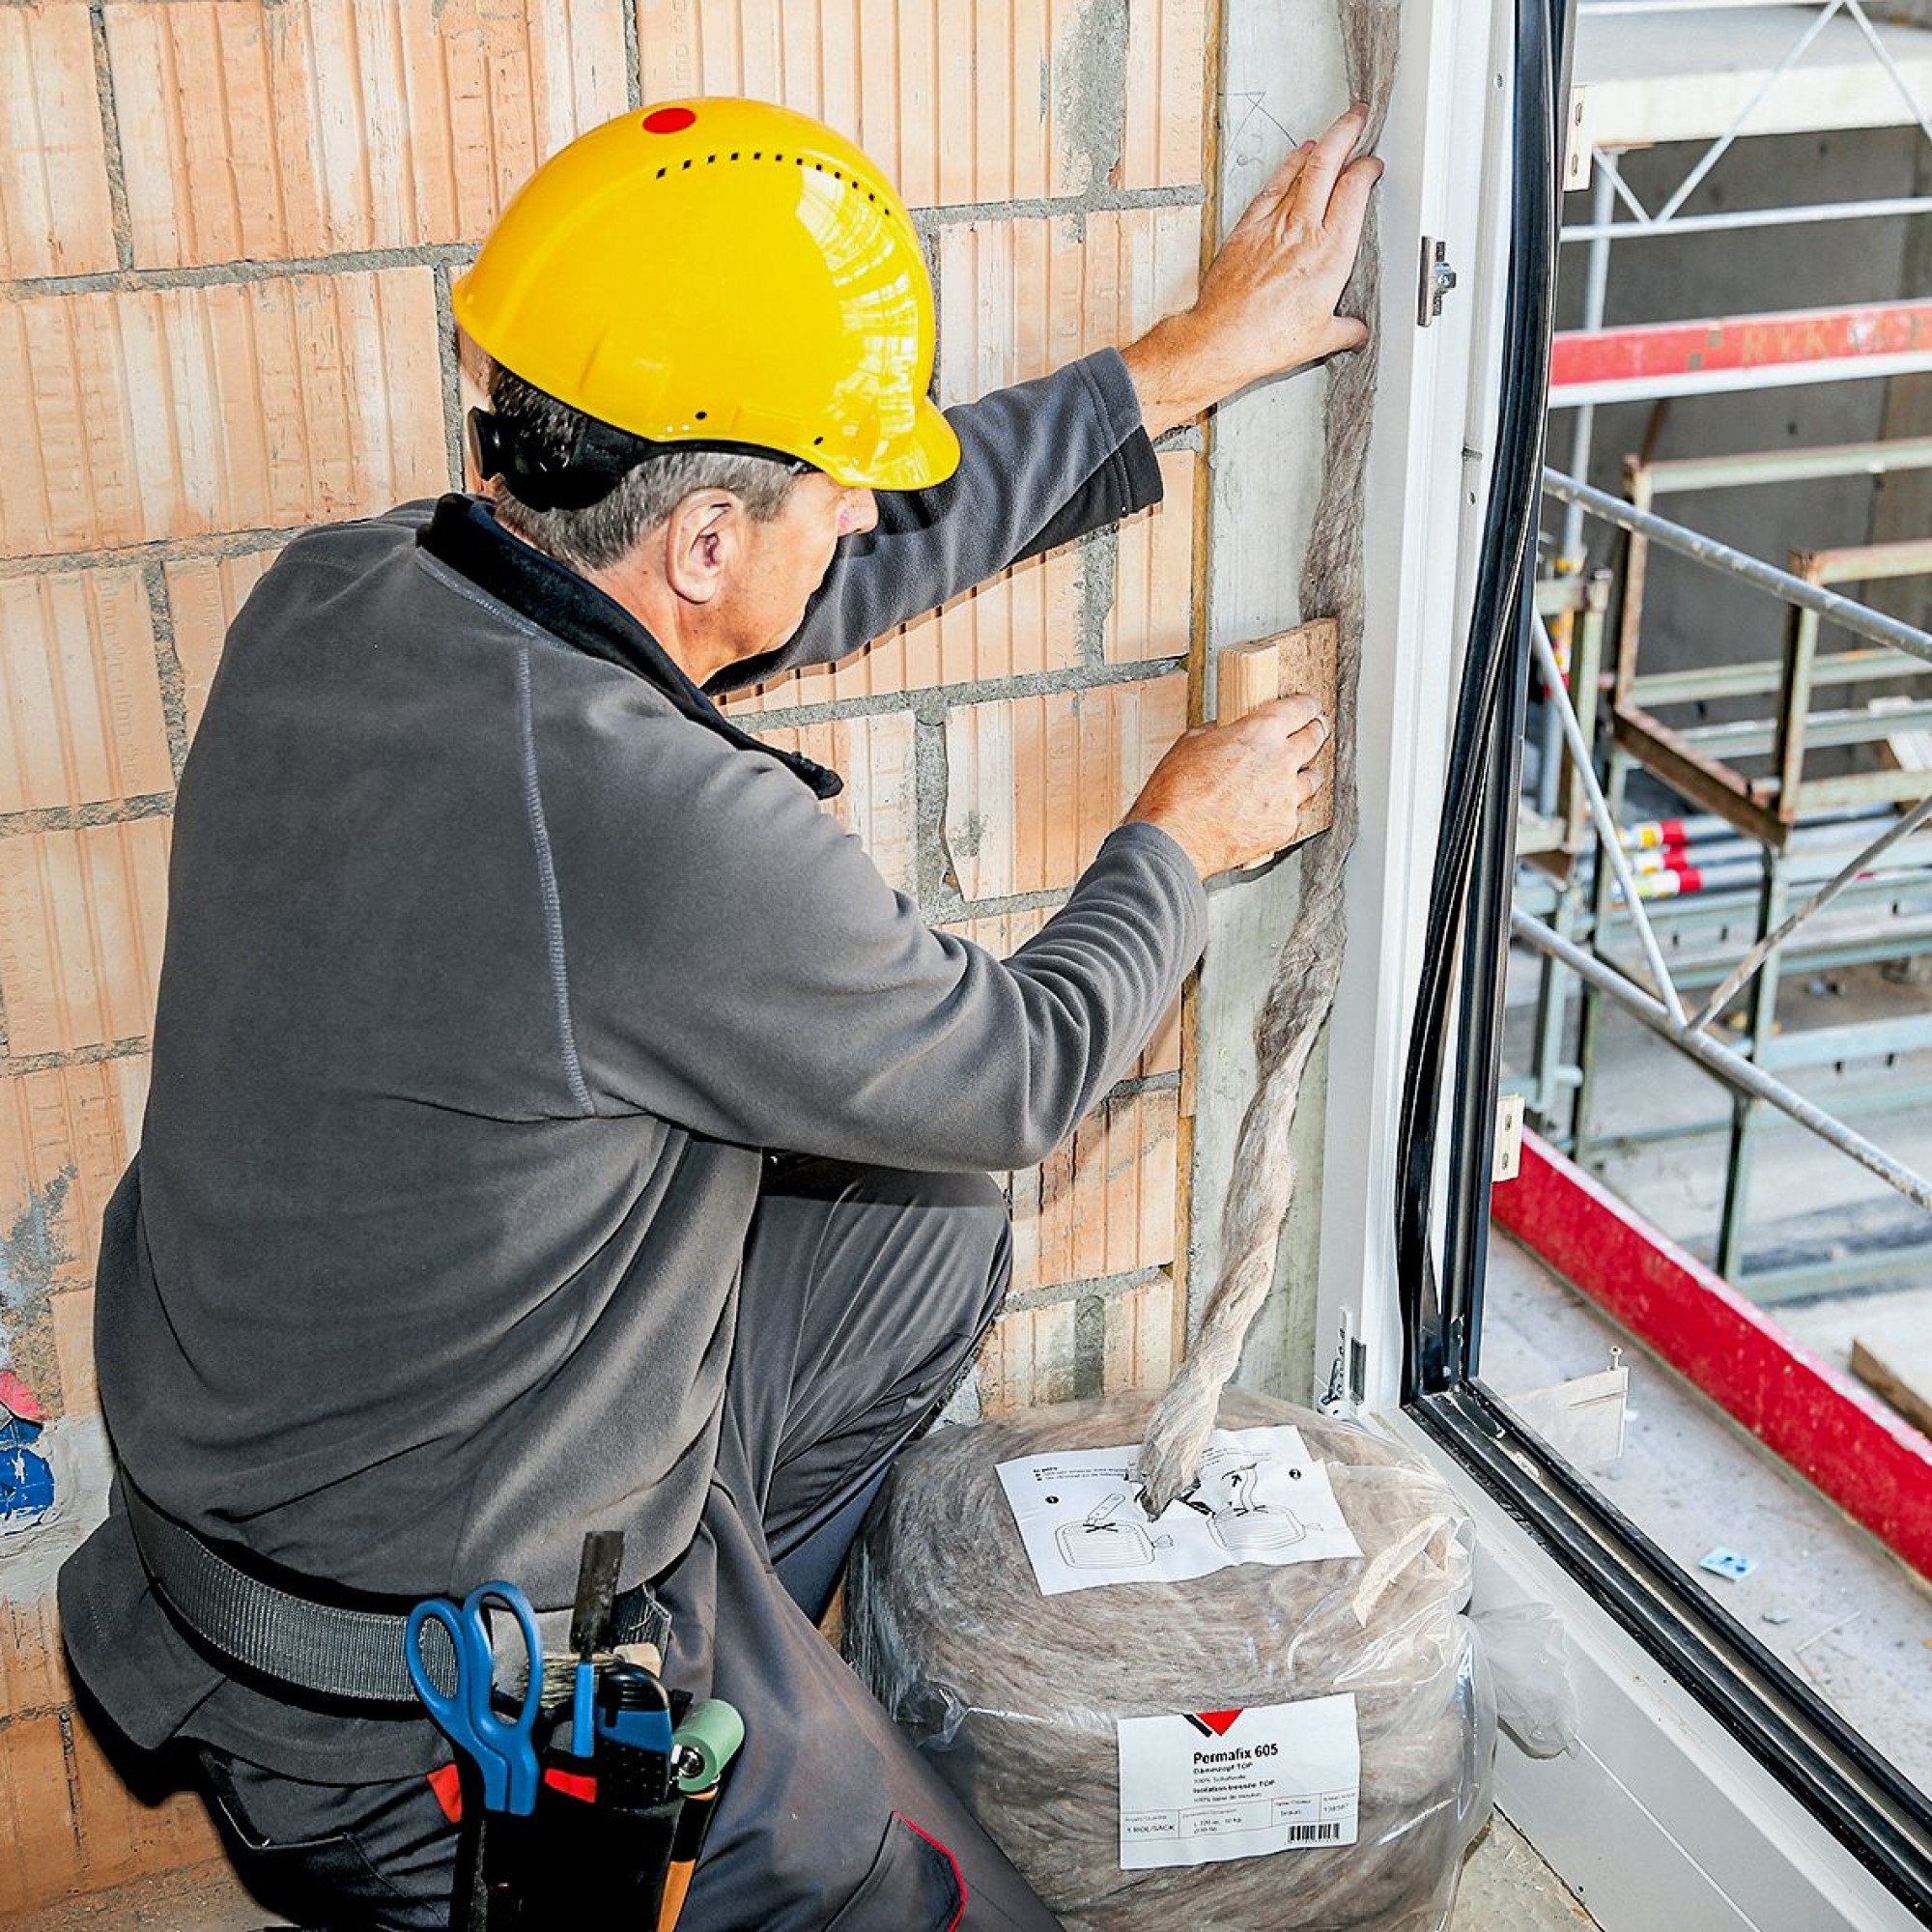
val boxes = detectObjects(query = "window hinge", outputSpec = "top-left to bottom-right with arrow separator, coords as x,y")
1417,236 -> 1459,327
1493,1093 -> 1524,1182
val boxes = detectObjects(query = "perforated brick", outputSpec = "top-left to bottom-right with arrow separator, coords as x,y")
978,1297 -> 1078,1415
3,272 -> 444,559
639,0 -> 1083,209
0,1600 -> 72,1725
0,1 -> 118,280
51,1288 -> 98,1420
1118,0 -> 1211,190
943,673 -> 1187,900
0,1716 -> 80,1916
69,1709 -> 223,1890
1009,1086 -> 1177,1290
637,0 -> 1208,206
0,1058 -> 148,1298
0,820 -> 170,1057
643,0 -> 978,207
1107,449 -> 1196,665
936,206 -> 1203,400
0,572 -> 173,813
1102,1269 -> 1176,1393
106,0 -> 630,268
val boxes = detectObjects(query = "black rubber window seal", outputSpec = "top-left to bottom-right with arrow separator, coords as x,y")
1387,0 -> 1932,1912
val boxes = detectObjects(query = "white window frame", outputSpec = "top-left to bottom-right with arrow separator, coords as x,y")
1304,0 -> 1932,1920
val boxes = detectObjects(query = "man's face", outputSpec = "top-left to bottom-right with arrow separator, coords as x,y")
723,473 -> 880,665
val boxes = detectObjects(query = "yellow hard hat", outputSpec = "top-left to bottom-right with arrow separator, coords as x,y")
453,99 -> 959,494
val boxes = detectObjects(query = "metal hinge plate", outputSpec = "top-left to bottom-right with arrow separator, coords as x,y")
1493,1093 -> 1524,1182
1417,236 -> 1459,327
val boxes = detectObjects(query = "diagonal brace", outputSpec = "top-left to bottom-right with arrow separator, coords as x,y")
1690,791 -> 1932,1031
1530,612 -> 1689,1023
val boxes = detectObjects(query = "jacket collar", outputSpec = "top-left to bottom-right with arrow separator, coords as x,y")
418,494 -> 842,800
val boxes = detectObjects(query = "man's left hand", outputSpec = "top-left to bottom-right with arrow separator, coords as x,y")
1121,103 -> 1383,438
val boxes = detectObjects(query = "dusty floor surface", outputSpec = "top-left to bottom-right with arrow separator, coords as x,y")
2,1809 -> 1593,1929
1483,1235 -> 1932,1799
1497,924 -> 1932,1797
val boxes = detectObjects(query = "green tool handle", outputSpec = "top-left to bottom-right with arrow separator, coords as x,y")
671,1699 -> 744,1794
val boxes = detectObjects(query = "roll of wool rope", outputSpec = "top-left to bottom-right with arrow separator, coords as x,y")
846,1390 -> 1494,1931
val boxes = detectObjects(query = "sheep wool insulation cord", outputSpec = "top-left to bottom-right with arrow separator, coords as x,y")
1137,1 -> 1401,1516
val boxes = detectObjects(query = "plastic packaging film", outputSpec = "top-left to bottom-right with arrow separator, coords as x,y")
846,1389 -> 1498,1931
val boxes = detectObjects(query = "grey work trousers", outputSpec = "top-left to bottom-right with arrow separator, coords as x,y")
197,1156 -> 1065,1932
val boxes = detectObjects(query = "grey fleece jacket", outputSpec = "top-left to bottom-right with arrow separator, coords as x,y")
59,349 -> 1208,1781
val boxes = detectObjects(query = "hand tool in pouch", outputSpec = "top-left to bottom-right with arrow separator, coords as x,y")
405,1538 -> 743,1931
566,1528 -> 625,1760
658,1696 -> 747,1931
404,1580 -> 545,1930
537,1530 -> 682,1924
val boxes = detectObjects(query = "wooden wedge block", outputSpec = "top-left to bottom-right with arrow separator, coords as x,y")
1850,1320 -> 1932,1437
1215,616 -> 1339,840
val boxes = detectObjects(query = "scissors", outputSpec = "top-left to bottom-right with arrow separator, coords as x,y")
405,1581 -> 544,1816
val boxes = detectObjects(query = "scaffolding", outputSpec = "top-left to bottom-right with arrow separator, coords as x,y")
1557,0 -> 1932,414
1507,0 -> 1932,1299
1517,462 -> 1932,1299
1545,0 -> 1932,808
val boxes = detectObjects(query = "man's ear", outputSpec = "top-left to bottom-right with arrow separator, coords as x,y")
662,492 -> 745,607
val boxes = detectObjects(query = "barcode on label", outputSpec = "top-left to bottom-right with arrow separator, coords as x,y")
1285,1823 -> 1344,1844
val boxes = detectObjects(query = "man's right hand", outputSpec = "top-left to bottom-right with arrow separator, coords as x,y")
1123,695 -> 1330,879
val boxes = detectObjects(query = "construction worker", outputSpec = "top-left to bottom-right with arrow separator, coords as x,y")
60,97 -> 1379,1929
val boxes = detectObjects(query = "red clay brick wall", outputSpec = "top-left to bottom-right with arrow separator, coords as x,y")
1,0 -> 1211,1906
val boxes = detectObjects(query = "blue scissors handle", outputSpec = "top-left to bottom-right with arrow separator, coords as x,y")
405,1581 -> 543,1816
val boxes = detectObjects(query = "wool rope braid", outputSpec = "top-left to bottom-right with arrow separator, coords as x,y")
1138,4 -> 1402,1517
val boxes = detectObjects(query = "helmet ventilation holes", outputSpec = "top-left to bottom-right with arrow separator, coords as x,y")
453,100 -> 959,491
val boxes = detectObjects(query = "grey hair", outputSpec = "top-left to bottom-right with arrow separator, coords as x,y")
484,363 -> 802,574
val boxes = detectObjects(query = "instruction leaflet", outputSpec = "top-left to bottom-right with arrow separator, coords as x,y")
995,1424 -> 1361,1598
1117,1695 -> 1362,1870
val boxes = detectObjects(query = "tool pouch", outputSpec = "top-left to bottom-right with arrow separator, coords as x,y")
452,1767 -> 683,1930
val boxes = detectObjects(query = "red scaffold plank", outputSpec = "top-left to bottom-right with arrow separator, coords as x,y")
1549,300 -> 1932,404
1491,1132 -> 1932,1586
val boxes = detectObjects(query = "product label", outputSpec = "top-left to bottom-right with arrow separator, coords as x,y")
1116,1696 -> 1361,1870
995,1425 -> 1361,1598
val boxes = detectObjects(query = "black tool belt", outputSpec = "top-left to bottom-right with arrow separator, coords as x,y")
120,1475 -> 668,1707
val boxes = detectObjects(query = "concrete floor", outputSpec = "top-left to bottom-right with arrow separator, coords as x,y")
1781,1278 -> 1932,1385
1482,1232 -> 1932,1798
1500,914 -> 1932,1799
5,1861 -> 273,1931
1452,1814 -> 1595,1928
3,1808 -> 1593,1930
